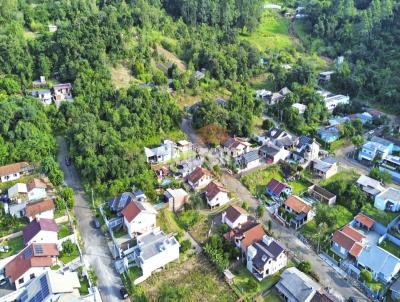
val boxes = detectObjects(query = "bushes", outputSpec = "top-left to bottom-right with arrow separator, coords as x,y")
178,210 -> 200,229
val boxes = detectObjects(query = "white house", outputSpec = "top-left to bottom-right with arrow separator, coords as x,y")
318,90 -> 350,112
8,183 -> 28,202
23,218 -> 59,246
356,175 -> 385,198
222,205 -> 248,229
121,201 -> 157,238
25,199 -> 55,222
246,235 -> 287,281
292,103 -> 307,115
144,140 -> 178,164
259,143 -> 290,164
374,187 -> 400,212
238,150 -> 262,171
292,136 -> 320,164
358,137 -> 393,162
0,162 -> 33,183
187,166 -> 212,190
164,188 -> 189,212
27,178 -> 47,201
176,140 -> 192,152
205,182 -> 230,208
5,243 -> 59,289
30,90 -> 53,105
223,137 -> 251,158
131,228 -> 180,284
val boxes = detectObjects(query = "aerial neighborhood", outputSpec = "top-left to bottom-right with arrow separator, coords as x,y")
0,1 -> 400,302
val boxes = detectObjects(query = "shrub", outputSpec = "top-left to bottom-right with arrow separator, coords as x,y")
297,260 -> 312,274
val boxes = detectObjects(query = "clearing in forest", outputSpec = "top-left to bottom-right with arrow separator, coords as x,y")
111,64 -> 135,89
156,45 -> 187,71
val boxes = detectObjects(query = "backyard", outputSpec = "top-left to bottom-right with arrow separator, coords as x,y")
241,165 -> 310,197
124,255 -> 237,302
58,222 -> 73,239
379,239 -> 400,258
0,236 -> 24,259
361,203 -> 399,226
59,242 -> 80,264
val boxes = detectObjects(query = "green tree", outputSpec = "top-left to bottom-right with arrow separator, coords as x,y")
256,204 -> 265,219
297,260 -> 312,274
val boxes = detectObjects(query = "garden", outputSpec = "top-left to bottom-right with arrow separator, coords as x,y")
0,235 -> 24,259
58,222 -> 73,239
59,239 -> 80,264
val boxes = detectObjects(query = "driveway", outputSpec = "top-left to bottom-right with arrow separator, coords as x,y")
221,172 -> 370,302
57,137 -> 125,302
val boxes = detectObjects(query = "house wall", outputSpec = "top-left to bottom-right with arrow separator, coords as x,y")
223,214 -> 247,229
331,242 -> 348,258
168,195 -> 188,212
207,192 -> 229,208
14,266 -> 50,289
0,172 -> 22,183
28,209 -> 54,222
324,164 -> 338,179
140,243 -> 180,279
28,188 -> 47,202
27,230 -> 58,246
190,175 -> 212,190
125,213 -> 156,238
273,149 -> 290,164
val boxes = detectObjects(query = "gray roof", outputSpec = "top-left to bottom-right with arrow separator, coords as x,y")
108,192 -> 135,212
312,157 -> 336,173
260,143 -> 280,156
391,278 -> 400,293
242,150 -> 260,163
276,267 -> 320,302
252,238 -> 285,270
377,187 -> 400,202
370,136 -> 393,148
135,229 -> 179,261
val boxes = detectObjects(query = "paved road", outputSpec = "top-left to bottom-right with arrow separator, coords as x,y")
220,173 -> 370,302
57,137 -> 125,302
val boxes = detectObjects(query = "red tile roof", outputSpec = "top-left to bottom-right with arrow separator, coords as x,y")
26,178 -> 47,192
342,225 -> 365,242
266,178 -> 290,196
355,213 -> 375,229
349,242 -> 364,257
205,182 -> 228,201
188,166 -> 211,184
0,162 -> 31,177
5,243 -> 58,282
121,202 -> 141,223
26,199 -> 55,218
332,225 -> 365,256
224,205 -> 247,224
285,196 -> 311,214
23,218 -> 58,245
224,222 -> 265,251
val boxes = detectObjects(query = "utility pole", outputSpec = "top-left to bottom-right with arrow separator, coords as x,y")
91,188 -> 95,210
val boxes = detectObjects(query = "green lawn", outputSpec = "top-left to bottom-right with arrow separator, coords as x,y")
157,208 -> 184,235
58,223 -> 72,239
113,227 -> 127,238
239,11 -> 293,50
0,236 -> 24,259
263,291 -> 283,302
379,239 -> 400,258
361,203 -> 399,226
328,138 -> 350,152
320,169 -> 359,188
59,244 -> 80,264
79,275 -> 90,295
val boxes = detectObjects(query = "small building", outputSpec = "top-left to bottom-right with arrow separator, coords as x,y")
263,87 -> 291,106
8,183 -> 28,202
238,150 -> 261,170
144,140 -> 178,164
310,157 -> 338,179
164,188 -> 189,212
23,218 -> 58,246
318,90 -> 350,112
130,228 -> 180,284
356,175 -> 385,199
284,196 -> 315,229
374,187 -> 400,212
176,140 -> 192,152
266,178 -> 292,201
108,192 -> 135,212
26,178 -> 48,201
292,103 -> 307,115
121,201 -> 157,238
223,221 -> 265,254
223,269 -> 235,284
318,71 -> 335,82
265,128 -> 298,149
264,3 -> 282,9
357,245 -> 400,284
222,205 -> 248,229
256,89 -> 272,101
275,267 -> 322,302
380,155 -> 400,182
353,213 -> 375,230
0,162 -> 33,183
246,235 -> 287,281
223,137 -> 251,158
30,89 -> 53,105
32,76 -> 47,88
331,225 -> 365,259
317,126 -> 341,143
187,166 -> 212,190
5,243 -> 59,289
358,136 -> 393,163
292,136 -> 320,164
259,143 -> 290,164
205,182 -> 230,208
176,158 -> 203,178
48,24 -> 58,32
52,83 -> 72,100
307,184 -> 337,205
25,198 -> 55,222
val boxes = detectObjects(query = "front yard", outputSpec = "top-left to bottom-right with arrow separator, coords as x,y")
124,255 -> 237,302
0,235 -> 24,259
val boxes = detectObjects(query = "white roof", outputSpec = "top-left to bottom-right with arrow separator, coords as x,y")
48,270 -> 81,293
8,183 -> 27,195
165,188 -> 188,199
357,175 -> 385,192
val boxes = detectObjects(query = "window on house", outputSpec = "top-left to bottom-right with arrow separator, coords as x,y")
18,278 -> 24,284
30,273 -> 35,279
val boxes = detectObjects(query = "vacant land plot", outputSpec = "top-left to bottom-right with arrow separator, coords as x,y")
157,45 -> 187,71
129,255 -> 237,302
0,236 -> 24,259
320,169 -> 359,187
240,12 -> 292,50
379,239 -> 400,258
157,208 -> 184,235
111,64 -> 135,89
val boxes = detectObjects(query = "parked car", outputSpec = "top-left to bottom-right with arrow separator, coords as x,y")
0,275 -> 6,286
65,156 -> 72,166
120,287 -> 129,299
93,218 -> 101,229
348,297 -> 358,302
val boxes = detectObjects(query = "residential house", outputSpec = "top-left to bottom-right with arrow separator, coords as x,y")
349,112 -> 373,125
223,221 -> 265,254
154,165 -> 170,182
25,199 -> 55,222
318,90 -> 350,112
130,228 -> 180,284
30,89 -> 52,105
8,183 -> 28,202
358,136 -> 393,162
310,157 -> 338,179
265,179 -> 292,201
222,205 -> 248,229
205,182 -> 230,208
374,187 -> 400,212
133,190 -> 147,202
223,137 -> 251,158
256,89 -> 272,102
121,201 -> 157,238
275,267 -> 322,302
307,185 -> 337,206
331,225 -> 366,259
357,245 -> 400,284
246,235 -> 287,281
15,271 -> 81,302
318,71 -> 335,82
292,136 -> 320,164
317,126 -> 341,143
238,150 -> 261,171
259,143 -> 290,164
0,162 -> 33,183
32,76 -> 46,88
329,116 -> 350,126
26,178 -> 48,201
175,158 -> 203,178
5,243 -> 59,289
108,192 -> 135,212
52,83 -> 72,101
176,140 -> 192,152
22,218 -> 58,246
164,188 -> 189,212
187,166 -> 212,190
266,128 -> 298,149
356,175 -> 385,199
380,155 -> 400,182
264,87 -> 291,106
353,213 -> 375,231
390,278 -> 400,301
292,103 -> 307,115
284,196 -> 315,229
144,140 -> 178,164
